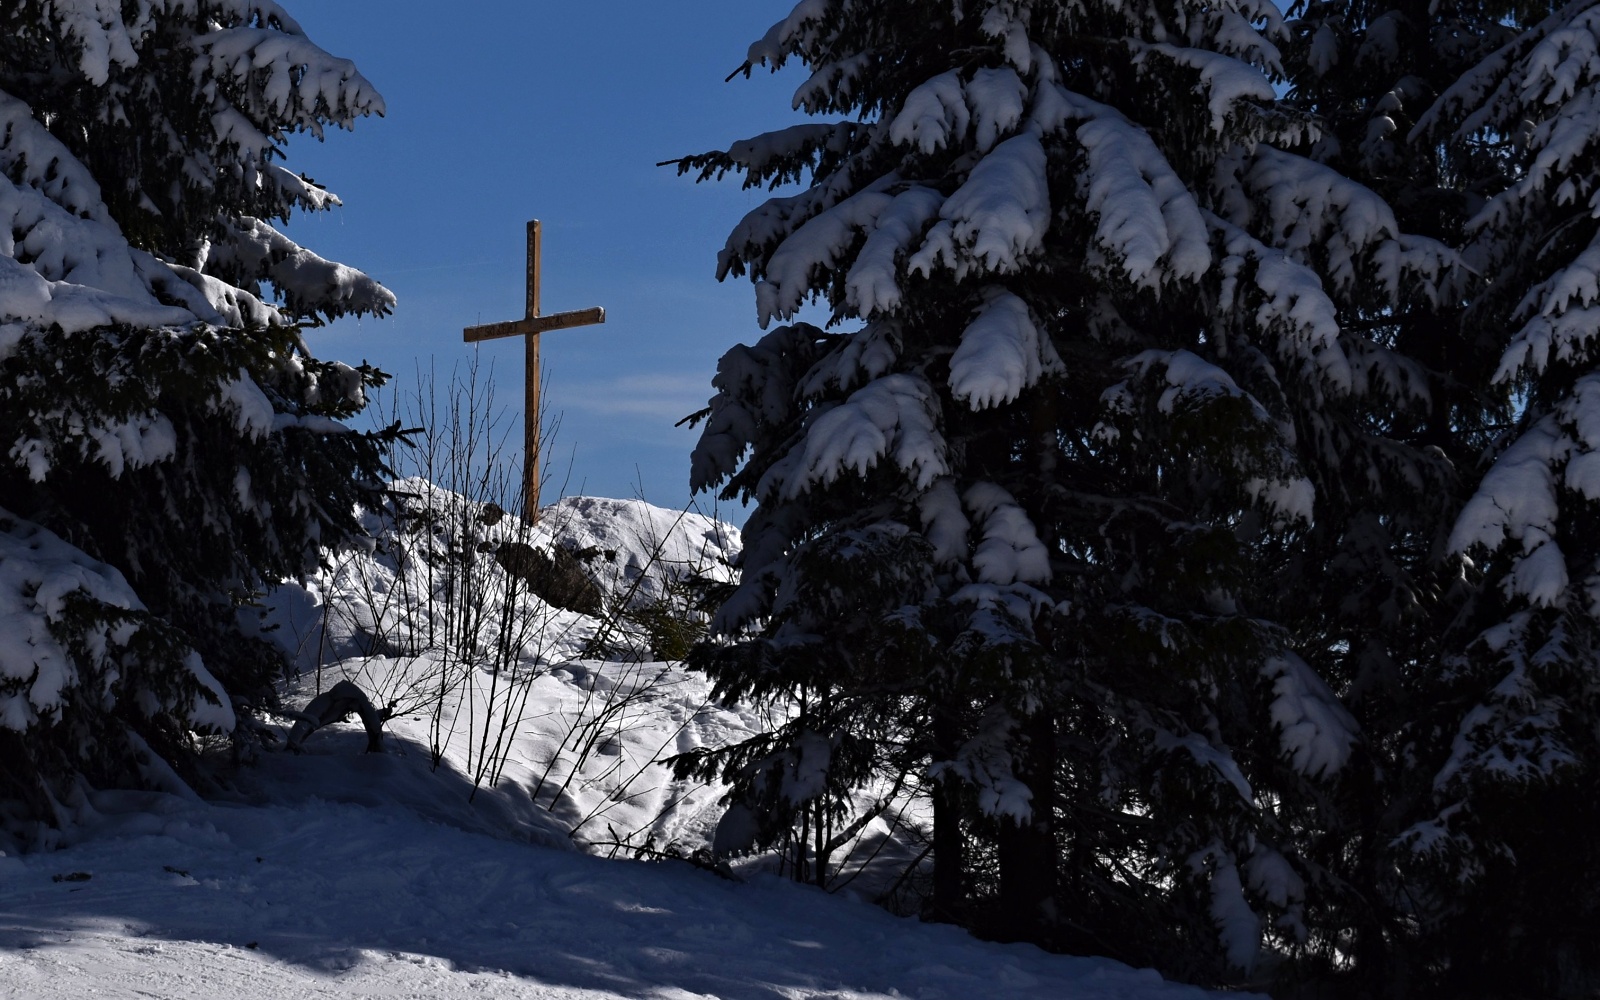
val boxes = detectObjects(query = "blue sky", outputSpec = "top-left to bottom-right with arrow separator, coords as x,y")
282,3 -> 811,522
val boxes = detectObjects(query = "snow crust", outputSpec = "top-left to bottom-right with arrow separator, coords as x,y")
1133,348 -> 1254,417
1130,42 -> 1276,134
1210,214 -> 1353,393
1262,653 -> 1359,779
770,373 -> 950,499
539,495 -> 742,607
210,217 -> 396,320
1449,414 -> 1570,606
918,478 -> 972,566
1430,612 -> 1577,795
1155,730 -> 1254,805
757,179 -> 898,326
690,325 -> 812,496
0,2 -> 392,348
1204,851 -> 1263,973
979,2 -> 1036,73
195,24 -> 384,134
1238,148 -> 1457,308
948,289 -> 1063,410
747,0 -> 829,71
931,708 -> 1036,823
889,70 -> 971,155
0,96 -> 206,336
0,507 -> 233,734
1244,846 -> 1306,915
0,509 -> 136,731
264,483 -> 741,676
799,320 -> 901,397
964,481 -> 1051,586
846,187 -> 944,316
1064,95 -> 1212,287
1497,241 -> 1600,382
1243,476 -> 1317,527
887,66 -> 1025,156
910,132 -> 1051,278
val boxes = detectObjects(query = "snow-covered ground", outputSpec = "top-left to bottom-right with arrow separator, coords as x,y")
0,771 -> 1229,999
0,491 -> 1242,999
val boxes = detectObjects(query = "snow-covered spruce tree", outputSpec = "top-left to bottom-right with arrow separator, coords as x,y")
0,1 -> 395,839
1384,3 -> 1600,993
1214,1 -> 1517,992
676,0 -> 1453,982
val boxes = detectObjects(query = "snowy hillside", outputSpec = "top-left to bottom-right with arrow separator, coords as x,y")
0,489 -> 1248,997
251,485 -> 751,853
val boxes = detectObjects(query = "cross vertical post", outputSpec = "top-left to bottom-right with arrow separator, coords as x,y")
524,220 -> 541,521
463,219 -> 606,522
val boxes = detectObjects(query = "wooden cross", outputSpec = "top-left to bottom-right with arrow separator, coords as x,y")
464,220 -> 605,520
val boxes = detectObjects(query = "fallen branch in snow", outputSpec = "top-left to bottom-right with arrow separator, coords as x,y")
286,680 -> 391,753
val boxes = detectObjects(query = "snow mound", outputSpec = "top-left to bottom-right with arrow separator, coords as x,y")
258,483 -> 741,674
540,495 -> 741,607
240,484 -> 755,859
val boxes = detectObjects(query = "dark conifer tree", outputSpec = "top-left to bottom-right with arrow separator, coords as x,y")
675,0 -> 1452,981
0,1 -> 396,838
1397,2 -> 1600,993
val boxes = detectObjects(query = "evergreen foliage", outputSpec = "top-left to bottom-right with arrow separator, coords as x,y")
681,0 -> 1600,995
0,1 -> 396,839
1404,1 -> 1600,992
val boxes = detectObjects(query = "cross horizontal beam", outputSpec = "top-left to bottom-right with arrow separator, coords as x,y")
463,306 -> 607,343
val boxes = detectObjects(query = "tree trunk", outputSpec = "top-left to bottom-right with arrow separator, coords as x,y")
992,386 -> 1062,944
930,706 -> 965,923
996,710 -> 1058,943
